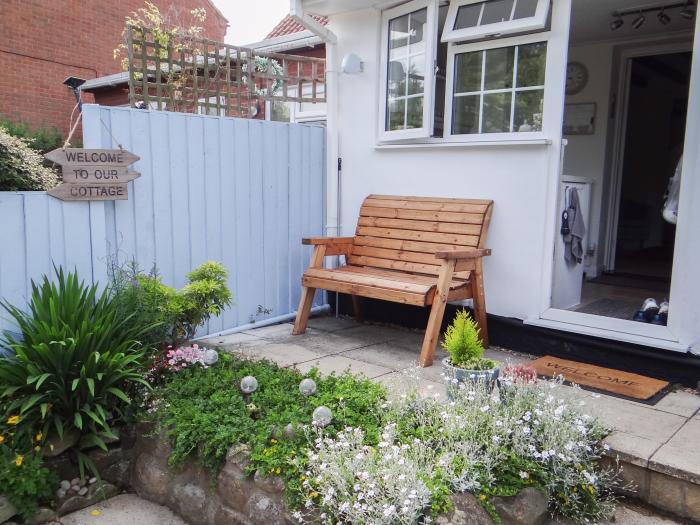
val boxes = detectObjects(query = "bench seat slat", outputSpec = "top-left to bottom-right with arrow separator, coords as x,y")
340,265 -> 470,289
302,275 -> 428,306
356,226 -> 480,247
364,197 -> 490,214
360,206 -> 486,225
357,216 -> 482,235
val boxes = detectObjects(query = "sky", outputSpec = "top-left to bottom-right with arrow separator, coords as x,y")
211,0 -> 291,45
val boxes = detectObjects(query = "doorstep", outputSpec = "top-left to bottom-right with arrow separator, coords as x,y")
201,315 -> 700,523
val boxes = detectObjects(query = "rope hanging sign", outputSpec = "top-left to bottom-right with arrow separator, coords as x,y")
44,148 -> 141,201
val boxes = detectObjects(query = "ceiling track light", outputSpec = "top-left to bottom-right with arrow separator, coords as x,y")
632,11 -> 646,28
610,1 -> 696,31
658,8 -> 671,23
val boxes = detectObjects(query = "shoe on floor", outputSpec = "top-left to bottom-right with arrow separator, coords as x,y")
650,301 -> 669,326
633,298 -> 659,323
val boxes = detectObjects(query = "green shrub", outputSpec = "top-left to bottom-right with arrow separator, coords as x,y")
0,127 -> 60,191
149,353 -> 385,504
110,260 -> 233,345
0,446 -> 56,520
0,267 -> 149,476
442,308 -> 496,370
0,119 -> 64,154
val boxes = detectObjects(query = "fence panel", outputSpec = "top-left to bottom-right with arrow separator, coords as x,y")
0,104 -> 326,337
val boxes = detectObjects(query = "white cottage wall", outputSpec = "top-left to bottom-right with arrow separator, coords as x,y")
329,3 -> 570,321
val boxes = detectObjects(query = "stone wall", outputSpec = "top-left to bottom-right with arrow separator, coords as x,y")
127,424 -> 550,525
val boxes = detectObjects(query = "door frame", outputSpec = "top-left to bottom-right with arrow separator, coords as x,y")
603,39 -> 694,272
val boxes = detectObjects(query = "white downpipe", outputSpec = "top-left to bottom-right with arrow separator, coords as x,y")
194,305 -> 331,341
289,0 -> 341,240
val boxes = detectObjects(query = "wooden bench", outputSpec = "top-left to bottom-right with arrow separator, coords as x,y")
292,195 -> 494,366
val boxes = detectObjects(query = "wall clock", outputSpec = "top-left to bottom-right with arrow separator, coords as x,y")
566,61 -> 588,96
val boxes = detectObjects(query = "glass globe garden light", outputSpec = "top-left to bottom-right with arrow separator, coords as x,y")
299,378 -> 317,396
240,375 -> 258,394
203,349 -> 219,366
312,406 -> 332,427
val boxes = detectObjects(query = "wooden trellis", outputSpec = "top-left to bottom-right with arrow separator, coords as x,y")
127,26 -> 326,118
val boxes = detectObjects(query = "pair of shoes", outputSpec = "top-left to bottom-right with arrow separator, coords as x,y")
632,298 -> 669,325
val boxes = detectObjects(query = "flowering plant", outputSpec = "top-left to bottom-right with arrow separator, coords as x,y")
501,364 -> 538,384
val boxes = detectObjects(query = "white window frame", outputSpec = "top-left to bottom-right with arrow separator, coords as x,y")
378,0 -> 439,142
264,85 -> 328,124
442,0 -> 550,43
444,32 -> 549,142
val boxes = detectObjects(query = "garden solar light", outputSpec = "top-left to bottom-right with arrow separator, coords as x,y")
203,349 -> 219,366
240,375 -> 258,394
299,378 -> 317,396
312,406 -> 332,427
632,11 -> 646,28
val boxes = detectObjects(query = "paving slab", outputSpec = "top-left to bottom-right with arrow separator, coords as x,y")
201,332 -> 267,350
341,341 -> 448,371
293,354 -> 392,379
604,431 -> 660,467
49,493 -> 186,525
307,315 -> 361,332
650,418 -> 700,483
240,322 -> 320,341
585,393 -> 687,443
232,342 -> 326,367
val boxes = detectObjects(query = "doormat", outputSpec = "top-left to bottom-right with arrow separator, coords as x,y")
530,356 -> 669,402
575,297 -> 641,320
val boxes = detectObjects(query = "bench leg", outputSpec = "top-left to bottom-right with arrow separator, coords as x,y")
351,295 -> 364,323
419,259 -> 456,367
293,286 -> 316,335
472,262 -> 489,348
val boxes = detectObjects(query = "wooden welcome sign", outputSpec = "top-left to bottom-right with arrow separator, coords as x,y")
45,148 -> 140,201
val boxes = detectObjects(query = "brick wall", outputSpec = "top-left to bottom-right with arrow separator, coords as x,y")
0,0 -> 227,135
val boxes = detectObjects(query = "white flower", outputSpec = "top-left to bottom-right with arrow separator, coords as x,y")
519,471 -> 529,479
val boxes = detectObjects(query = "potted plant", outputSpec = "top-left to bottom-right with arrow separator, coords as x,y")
441,308 -> 499,397
498,363 -> 538,403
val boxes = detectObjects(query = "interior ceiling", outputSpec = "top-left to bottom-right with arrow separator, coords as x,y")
570,0 -> 696,44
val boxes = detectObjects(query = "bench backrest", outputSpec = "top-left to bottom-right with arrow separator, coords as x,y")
348,195 -> 494,279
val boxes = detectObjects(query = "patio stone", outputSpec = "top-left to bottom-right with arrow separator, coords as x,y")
294,354 -> 392,379
647,391 -> 700,418
241,322 -> 319,342
202,332 -> 267,350
604,431 -> 658,467
306,315 -> 359,332
585,394 -> 686,443
340,341 -> 440,370
649,418 -> 700,484
234,343 -> 325,367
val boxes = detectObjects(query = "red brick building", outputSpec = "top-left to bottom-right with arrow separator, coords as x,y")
0,0 -> 228,135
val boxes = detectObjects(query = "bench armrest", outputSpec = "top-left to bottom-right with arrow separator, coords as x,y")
435,248 -> 491,260
302,237 -> 355,245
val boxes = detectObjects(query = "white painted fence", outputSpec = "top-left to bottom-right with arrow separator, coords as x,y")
0,104 -> 326,335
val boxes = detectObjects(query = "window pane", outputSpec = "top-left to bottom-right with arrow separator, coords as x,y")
388,57 -> 407,98
454,3 -> 483,29
514,90 -> 543,131
513,0 -> 539,19
452,95 -> 480,134
454,52 -> 482,93
407,96 -> 424,128
481,0 -> 515,24
517,42 -> 547,87
484,47 -> 514,90
387,98 -> 406,130
408,54 -> 425,95
389,14 -> 409,51
482,92 -> 512,132
409,9 -> 427,46
271,101 -> 291,122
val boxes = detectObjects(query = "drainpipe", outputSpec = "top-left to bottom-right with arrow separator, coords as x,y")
290,0 -> 341,241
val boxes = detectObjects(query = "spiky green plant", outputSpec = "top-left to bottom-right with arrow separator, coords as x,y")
442,308 -> 496,370
0,267 -> 149,476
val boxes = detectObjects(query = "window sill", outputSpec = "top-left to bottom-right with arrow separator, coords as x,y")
375,138 -> 552,149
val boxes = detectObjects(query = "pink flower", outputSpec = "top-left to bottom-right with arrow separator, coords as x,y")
167,350 -> 174,357
176,349 -> 184,356
192,344 -> 199,349
168,359 -> 175,365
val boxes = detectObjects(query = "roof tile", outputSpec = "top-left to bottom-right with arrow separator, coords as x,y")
266,14 -> 328,38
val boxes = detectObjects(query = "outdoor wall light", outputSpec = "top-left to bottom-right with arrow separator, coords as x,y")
341,53 -> 364,74
658,8 -> 672,23
680,3 -> 696,18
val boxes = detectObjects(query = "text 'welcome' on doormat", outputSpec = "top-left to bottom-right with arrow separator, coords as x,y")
530,356 -> 670,403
